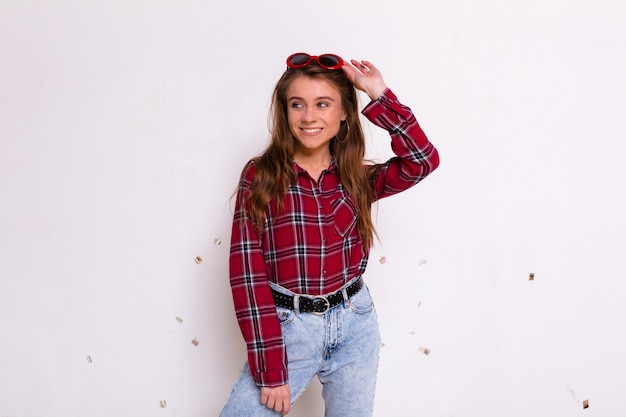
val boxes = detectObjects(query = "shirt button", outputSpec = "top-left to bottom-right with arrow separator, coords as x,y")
322,269 -> 327,274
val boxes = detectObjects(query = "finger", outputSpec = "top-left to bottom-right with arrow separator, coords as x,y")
281,400 -> 291,415
341,63 -> 357,78
360,60 -> 377,71
261,387 -> 270,405
276,397 -> 290,415
341,65 -> 361,86
342,62 -> 363,78
349,59 -> 368,73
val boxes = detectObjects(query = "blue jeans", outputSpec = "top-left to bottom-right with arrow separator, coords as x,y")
220,278 -> 381,417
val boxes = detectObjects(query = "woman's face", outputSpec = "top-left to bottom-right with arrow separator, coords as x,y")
286,75 -> 346,156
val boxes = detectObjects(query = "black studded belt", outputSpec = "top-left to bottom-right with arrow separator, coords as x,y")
271,277 -> 364,315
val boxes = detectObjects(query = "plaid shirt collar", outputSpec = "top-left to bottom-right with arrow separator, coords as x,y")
292,156 -> 338,175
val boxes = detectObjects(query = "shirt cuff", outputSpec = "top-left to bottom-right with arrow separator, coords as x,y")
362,88 -> 395,119
255,368 -> 289,387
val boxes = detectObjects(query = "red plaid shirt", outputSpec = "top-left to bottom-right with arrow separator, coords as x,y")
229,88 -> 440,387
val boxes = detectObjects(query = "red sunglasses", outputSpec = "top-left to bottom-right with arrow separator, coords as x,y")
286,53 -> 344,70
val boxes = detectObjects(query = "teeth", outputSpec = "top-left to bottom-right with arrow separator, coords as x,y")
302,128 -> 322,133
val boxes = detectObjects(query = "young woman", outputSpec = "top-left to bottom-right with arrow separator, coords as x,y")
220,53 -> 440,416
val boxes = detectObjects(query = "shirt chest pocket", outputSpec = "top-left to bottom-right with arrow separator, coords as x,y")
331,196 -> 358,237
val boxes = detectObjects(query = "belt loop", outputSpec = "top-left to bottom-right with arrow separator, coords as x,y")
342,287 -> 350,308
293,295 -> 300,314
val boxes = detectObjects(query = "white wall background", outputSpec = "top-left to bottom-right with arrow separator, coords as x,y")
1,0 -> 625,416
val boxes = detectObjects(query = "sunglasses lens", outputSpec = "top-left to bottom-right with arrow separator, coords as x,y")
289,53 -> 311,66
318,55 -> 340,68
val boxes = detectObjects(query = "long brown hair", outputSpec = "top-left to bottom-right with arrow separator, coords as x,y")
241,63 -> 382,248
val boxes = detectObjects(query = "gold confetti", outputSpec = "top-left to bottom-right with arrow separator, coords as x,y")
176,316 -> 183,323
418,259 -> 427,266
214,238 -> 222,245
583,399 -> 589,409
380,342 -> 386,348
160,400 -> 167,408
529,272 -> 535,281
86,355 -> 93,363
191,338 -> 199,346
195,256 -> 203,264
417,301 -> 421,308
379,256 -> 386,264
419,346 -> 430,355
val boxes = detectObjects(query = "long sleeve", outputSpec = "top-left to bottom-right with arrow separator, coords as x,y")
229,162 -> 288,387
362,88 -> 440,199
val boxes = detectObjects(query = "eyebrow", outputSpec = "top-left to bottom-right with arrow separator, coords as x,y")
288,96 -> 337,102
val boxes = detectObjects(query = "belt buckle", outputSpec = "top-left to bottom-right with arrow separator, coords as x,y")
310,295 -> 330,315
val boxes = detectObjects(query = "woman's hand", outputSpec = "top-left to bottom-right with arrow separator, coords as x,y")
261,384 -> 291,415
342,59 -> 388,101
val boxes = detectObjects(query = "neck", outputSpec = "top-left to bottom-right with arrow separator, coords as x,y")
293,149 -> 332,182
293,147 -> 332,168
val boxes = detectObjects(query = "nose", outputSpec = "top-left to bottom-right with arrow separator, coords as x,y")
302,106 -> 317,122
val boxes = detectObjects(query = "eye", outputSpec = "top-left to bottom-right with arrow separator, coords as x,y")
290,102 -> 303,109
317,102 -> 329,108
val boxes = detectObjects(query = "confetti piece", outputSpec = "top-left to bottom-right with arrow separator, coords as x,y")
418,259 -> 427,266
86,355 -> 93,363
380,342 -> 386,348
379,256 -> 386,264
408,331 -> 416,336
176,316 -> 183,323
191,338 -> 199,346
214,238 -> 222,245
583,399 -> 589,409
195,256 -> 203,264
529,272 -> 535,281
419,346 -> 430,355
160,400 -> 167,408
417,301 -> 421,308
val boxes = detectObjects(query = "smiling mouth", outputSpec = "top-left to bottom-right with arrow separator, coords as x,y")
301,127 -> 323,134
